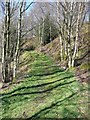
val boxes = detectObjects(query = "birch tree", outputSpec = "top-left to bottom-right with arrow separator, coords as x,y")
1,0 -> 11,82
1,0 -> 34,82
56,1 -> 86,68
13,2 -> 23,78
57,0 -> 63,61
13,1 -> 34,78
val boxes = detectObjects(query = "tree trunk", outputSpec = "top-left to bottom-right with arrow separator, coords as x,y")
13,2 -> 22,78
67,24 -> 72,68
59,35 -> 63,61
72,3 -> 80,67
1,32 -> 5,81
41,17 -> 44,47
67,42 -> 72,68
64,40 -> 67,56
3,1 -> 11,83
57,1 -> 63,61
13,56 -> 17,78
39,23 -> 41,43
50,25 -> 52,42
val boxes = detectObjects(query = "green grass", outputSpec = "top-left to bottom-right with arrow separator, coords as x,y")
0,51 -> 89,119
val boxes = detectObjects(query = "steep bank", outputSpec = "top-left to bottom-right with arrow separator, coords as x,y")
39,23 -> 90,83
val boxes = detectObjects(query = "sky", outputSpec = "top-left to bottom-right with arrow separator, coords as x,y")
25,0 -> 89,2
0,0 -> 90,22
0,0 -> 89,2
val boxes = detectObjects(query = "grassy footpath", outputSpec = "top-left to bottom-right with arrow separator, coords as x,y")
0,51 -> 89,119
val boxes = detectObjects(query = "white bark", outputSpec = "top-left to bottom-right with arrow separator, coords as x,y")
13,57 -> 16,78
39,23 -> 41,43
57,0 -> 63,61
67,29 -> 72,68
68,43 -> 72,68
41,17 -> 44,46
64,40 -> 67,56
13,2 -> 23,78
1,34 -> 5,81
50,25 -> 52,42
72,3 -> 81,67
2,0 -> 11,82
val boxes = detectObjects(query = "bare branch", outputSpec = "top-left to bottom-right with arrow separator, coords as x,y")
21,1 -> 34,14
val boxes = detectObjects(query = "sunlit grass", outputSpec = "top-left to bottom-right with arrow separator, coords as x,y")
0,51 -> 89,119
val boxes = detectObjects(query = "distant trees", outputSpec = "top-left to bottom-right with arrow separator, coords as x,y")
42,14 -> 58,45
27,2 -> 58,47
36,13 -> 58,45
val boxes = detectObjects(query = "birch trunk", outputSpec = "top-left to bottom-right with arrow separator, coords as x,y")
57,1 -> 63,61
50,25 -> 52,42
67,31 -> 72,68
2,3 -> 7,82
59,35 -> 63,61
72,3 -> 80,67
13,2 -> 22,78
4,0 -> 11,83
38,23 -> 41,44
40,17 -> 44,47
67,2 -> 73,68
13,56 -> 17,78
68,44 -> 72,68
64,40 -> 67,56
1,34 -> 5,81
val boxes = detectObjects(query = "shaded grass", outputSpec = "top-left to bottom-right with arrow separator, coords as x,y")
0,51 -> 89,119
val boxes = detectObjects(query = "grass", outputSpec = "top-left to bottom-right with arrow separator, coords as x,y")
0,51 -> 89,119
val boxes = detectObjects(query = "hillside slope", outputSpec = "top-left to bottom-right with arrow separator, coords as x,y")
39,23 -> 90,83
0,51 -> 89,119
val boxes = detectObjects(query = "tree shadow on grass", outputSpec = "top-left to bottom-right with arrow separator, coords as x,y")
2,80 -> 76,101
0,76 -> 76,117
11,69 -> 69,87
19,59 -> 52,67
26,69 -> 64,78
1,75 -> 74,97
18,64 -> 64,80
26,90 -> 85,120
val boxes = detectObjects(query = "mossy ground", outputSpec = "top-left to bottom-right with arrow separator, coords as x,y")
0,51 -> 89,119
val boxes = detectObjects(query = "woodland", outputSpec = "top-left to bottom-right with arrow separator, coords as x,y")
0,0 -> 90,119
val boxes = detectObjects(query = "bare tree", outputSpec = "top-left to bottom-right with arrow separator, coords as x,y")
57,0 -> 63,61
13,1 -> 34,78
1,0 -> 11,82
0,0 -> 34,82
56,2 -> 86,68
